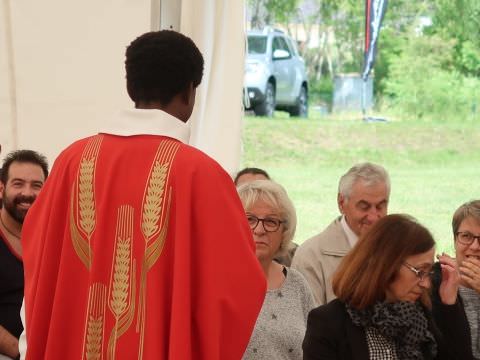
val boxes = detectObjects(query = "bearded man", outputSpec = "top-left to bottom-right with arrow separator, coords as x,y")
0,150 -> 48,360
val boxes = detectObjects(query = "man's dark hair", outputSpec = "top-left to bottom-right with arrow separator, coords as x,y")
234,167 -> 270,185
1,150 -> 49,184
125,30 -> 204,105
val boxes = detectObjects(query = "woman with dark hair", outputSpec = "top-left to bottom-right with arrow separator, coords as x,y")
303,214 -> 473,360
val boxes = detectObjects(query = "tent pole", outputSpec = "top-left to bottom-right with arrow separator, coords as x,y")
3,0 -> 19,149
151,0 -> 161,30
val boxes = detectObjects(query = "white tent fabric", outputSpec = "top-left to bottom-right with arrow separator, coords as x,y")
0,0 -> 245,175
180,0 -> 246,175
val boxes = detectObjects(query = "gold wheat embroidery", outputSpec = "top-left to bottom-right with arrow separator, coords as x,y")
137,139 -> 179,359
70,135 -> 103,269
107,206 -> 136,360
78,135 -> 102,238
145,189 -> 172,268
140,162 -> 168,239
86,316 -> 103,360
79,158 -> 96,236
70,184 -> 91,269
83,283 -> 107,360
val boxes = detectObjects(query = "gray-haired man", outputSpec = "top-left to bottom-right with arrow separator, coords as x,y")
291,162 -> 390,305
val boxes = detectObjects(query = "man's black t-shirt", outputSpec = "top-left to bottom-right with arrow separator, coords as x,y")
0,232 -> 24,338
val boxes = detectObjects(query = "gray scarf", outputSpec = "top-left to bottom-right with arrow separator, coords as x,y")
346,301 -> 437,360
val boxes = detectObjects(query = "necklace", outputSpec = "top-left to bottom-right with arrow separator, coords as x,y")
0,214 -> 21,239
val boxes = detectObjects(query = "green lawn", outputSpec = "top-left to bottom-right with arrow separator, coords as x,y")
240,112 -> 480,254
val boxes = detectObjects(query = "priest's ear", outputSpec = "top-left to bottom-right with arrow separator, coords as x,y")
181,82 -> 196,105
178,82 -> 196,122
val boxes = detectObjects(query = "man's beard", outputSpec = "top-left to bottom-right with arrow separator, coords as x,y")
2,191 -> 36,224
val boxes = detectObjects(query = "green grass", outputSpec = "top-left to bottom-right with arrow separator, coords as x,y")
240,111 -> 480,255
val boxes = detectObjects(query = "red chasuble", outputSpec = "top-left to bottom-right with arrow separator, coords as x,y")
22,134 -> 266,359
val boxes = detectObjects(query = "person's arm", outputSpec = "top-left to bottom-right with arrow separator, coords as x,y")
434,255 -> 474,360
0,325 -> 19,359
18,298 -> 26,360
291,246 -> 325,306
433,301 -> 473,360
437,254 -> 459,304
458,256 -> 480,293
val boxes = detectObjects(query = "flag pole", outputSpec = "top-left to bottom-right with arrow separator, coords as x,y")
362,78 -> 367,120
361,0 -> 388,121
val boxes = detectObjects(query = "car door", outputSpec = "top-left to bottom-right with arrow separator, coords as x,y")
272,36 -> 293,104
285,37 -> 306,103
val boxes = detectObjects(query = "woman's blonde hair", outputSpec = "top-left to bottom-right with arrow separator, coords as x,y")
237,180 -> 296,256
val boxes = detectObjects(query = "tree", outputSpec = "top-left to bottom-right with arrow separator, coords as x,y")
430,0 -> 480,76
383,32 -> 479,120
248,0 -> 299,29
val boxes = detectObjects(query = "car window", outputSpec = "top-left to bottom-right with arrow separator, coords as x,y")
272,36 -> 292,58
247,36 -> 267,54
286,38 -> 299,56
273,36 -> 289,52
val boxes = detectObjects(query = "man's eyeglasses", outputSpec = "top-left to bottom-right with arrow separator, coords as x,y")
456,231 -> 480,246
403,262 -> 434,281
246,215 -> 285,232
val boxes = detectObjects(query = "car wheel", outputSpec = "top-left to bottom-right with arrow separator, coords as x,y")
289,86 -> 308,118
254,82 -> 275,117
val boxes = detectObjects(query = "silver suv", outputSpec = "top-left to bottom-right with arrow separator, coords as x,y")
244,28 -> 308,117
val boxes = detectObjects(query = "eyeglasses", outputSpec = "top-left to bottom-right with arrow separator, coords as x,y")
246,215 -> 285,232
456,231 -> 480,246
403,262 -> 434,281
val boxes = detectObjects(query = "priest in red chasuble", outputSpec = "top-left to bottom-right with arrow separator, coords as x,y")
21,30 -> 266,360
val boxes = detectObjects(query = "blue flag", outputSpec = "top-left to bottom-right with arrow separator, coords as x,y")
362,0 -> 388,80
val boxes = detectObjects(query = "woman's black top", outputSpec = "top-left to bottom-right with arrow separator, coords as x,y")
303,297 -> 473,360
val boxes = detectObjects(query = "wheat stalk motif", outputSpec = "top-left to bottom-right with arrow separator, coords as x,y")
85,315 -> 103,360
141,161 -> 167,239
83,283 -> 106,360
146,189 -> 172,270
79,158 -> 96,236
107,206 -> 135,360
137,140 -> 179,359
78,135 -> 101,238
71,135 -> 103,269
110,237 -> 130,316
70,184 -> 91,269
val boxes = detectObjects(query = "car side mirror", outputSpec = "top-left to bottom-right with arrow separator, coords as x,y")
273,49 -> 290,60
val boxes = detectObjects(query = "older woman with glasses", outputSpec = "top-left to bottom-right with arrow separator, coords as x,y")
237,180 -> 315,360
303,214 -> 473,360
432,200 -> 480,359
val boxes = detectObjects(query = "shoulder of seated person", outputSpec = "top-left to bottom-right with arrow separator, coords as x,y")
298,219 -> 340,249
310,299 -> 345,318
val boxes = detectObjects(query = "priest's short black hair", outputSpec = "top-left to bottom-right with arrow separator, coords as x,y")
125,30 -> 204,106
